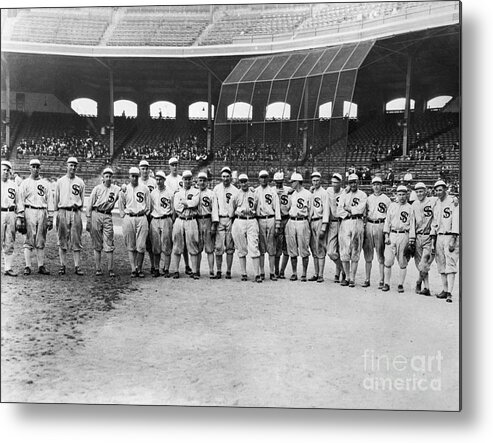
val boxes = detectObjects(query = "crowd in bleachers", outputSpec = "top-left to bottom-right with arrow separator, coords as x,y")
214,141 -> 302,164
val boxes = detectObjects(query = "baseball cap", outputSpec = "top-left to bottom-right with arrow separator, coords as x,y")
29,159 -> 41,166
67,157 -> 78,164
332,173 -> 342,182
197,171 -> 208,180
311,171 -> 321,178
221,166 -> 232,175
348,173 -> 359,181
258,170 -> 269,178
182,170 -> 193,178
102,167 -> 114,175
414,182 -> 426,190
403,173 -> 413,181
434,180 -> 447,189
397,185 -> 408,192
371,176 -> 382,184
155,170 -> 166,180
1,160 -> 12,169
129,166 -> 140,175
168,157 -> 178,165
290,172 -> 303,182
139,160 -> 149,167
273,172 -> 284,181
238,173 -> 248,181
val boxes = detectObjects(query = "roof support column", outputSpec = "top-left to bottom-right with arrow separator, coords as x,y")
2,56 -> 11,155
402,55 -> 412,157
207,71 -> 212,152
108,69 -> 115,157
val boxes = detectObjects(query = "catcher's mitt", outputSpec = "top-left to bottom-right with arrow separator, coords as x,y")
403,242 -> 415,261
16,217 -> 27,235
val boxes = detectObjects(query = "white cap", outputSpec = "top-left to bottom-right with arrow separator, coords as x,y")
197,171 -> 208,180
221,166 -> 232,175
273,171 -> 284,181
1,160 -> 12,169
129,167 -> 140,175
332,173 -> 342,182
414,182 -> 426,190
168,157 -> 178,165
182,170 -> 193,178
155,170 -> 166,180
371,176 -> 382,184
29,159 -> 41,166
311,171 -> 321,178
238,173 -> 249,181
348,173 -> 359,181
139,160 -> 149,167
67,157 -> 78,164
434,180 -> 447,189
102,167 -> 114,175
403,173 -> 413,181
258,170 -> 269,177
290,172 -> 303,182
397,185 -> 408,192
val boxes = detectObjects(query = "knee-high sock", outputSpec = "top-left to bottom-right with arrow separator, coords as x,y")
36,248 -> 45,267
59,248 -> 67,266
74,250 -> 81,268
302,256 -> 309,277
447,273 -> 456,294
226,253 -> 234,273
252,257 -> 260,276
239,256 -> 247,275
24,248 -> 32,268
398,267 -> 407,286
5,254 -> 13,271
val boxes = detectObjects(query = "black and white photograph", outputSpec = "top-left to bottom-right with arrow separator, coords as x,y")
1,0 -> 461,412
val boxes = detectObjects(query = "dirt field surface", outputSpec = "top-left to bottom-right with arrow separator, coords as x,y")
1,220 -> 459,410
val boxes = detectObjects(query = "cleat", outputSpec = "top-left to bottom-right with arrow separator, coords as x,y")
290,274 -> 298,281
214,271 -> 222,279
95,269 -> 103,276
108,270 -> 116,278
260,273 -> 265,280
138,270 -> 145,278
334,275 -> 340,283
308,275 -> 319,282
24,266 -> 32,275
74,266 -> 84,276
340,279 -> 349,286
378,280 -> 384,289
150,267 -> 156,275
317,276 -> 324,283
278,272 -> 285,279
300,275 -> 307,282
38,266 -> 50,275
446,293 -> 453,303
225,271 -> 232,280
185,266 -> 192,275
172,272 -> 180,279
193,273 -> 200,280
397,285 -> 404,293
241,274 -> 248,281
152,269 -> 160,278
162,269 -> 170,278
436,290 -> 448,299
255,275 -> 263,283
415,281 -> 422,294
341,272 -> 346,282
209,272 -> 215,279
196,271 -> 201,277
58,266 -> 65,275
349,280 -> 355,288
270,273 -> 278,281
381,283 -> 390,292
4,269 -> 17,277
419,288 -> 431,296
362,280 -> 370,288
130,271 -> 137,278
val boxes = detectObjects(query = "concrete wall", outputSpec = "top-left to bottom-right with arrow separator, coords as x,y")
1,91 -> 73,114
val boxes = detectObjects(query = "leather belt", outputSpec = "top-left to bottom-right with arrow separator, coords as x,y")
25,205 -> 44,210
391,229 -> 409,234
219,215 -> 230,218
179,216 -> 196,221
310,217 -> 322,222
59,207 -> 80,212
348,214 -> 363,220
237,216 -> 256,220
197,214 -> 212,219
127,213 -> 145,217
257,215 -> 274,219
96,209 -> 112,215
1,207 -> 16,212
281,214 -> 290,220
438,232 -> 456,236
367,219 -> 385,224
416,231 -> 430,235
329,218 -> 341,223
290,216 -> 307,221
152,214 -> 172,219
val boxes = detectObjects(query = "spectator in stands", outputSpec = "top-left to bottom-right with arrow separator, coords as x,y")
385,168 -> 394,186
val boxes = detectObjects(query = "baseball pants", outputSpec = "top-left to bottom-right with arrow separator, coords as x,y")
275,217 -> 289,257
435,234 -> 459,274
384,232 -> 409,269
258,217 -> 276,256
215,216 -> 235,255
363,222 -> 385,264
414,233 -> 434,274
24,207 -> 48,250
310,219 -> 328,259
198,217 -> 214,254
327,220 -> 340,261
338,219 -> 364,262
1,211 -> 16,255
232,218 -> 260,258
57,209 -> 83,252
90,211 -> 115,253
123,215 -> 148,253
172,218 -> 199,256
285,219 -> 310,258
150,216 -> 173,256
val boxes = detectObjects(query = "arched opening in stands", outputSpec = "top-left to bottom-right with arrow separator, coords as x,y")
227,102 -> 252,120
265,102 -> 291,120
426,95 -> 453,110
385,98 -> 415,113
71,98 -> 97,117
189,101 -> 215,120
344,101 -> 358,119
319,101 -> 333,120
149,101 -> 176,119
114,99 -> 137,118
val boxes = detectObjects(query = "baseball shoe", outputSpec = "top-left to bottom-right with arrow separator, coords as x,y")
74,266 -> 84,276
150,267 -> 156,276
152,269 -> 160,278
420,288 -> 431,296
58,265 -> 65,275
209,272 -> 215,279
317,276 -> 324,283
290,274 -> 298,281
38,266 -> 50,275
308,275 -> 319,282
300,275 -> 307,282
260,273 -> 265,281
436,291 -> 448,299
109,270 -> 116,278
446,293 -> 453,303
349,280 -> 355,288
334,274 -> 340,283
225,271 -> 232,280
241,274 -> 248,281
362,280 -> 370,288
138,270 -> 145,278
378,280 -> 384,289
185,266 -> 193,275
255,275 -> 263,283
397,285 -> 404,293
130,271 -> 137,278
340,279 -> 349,286
162,269 -> 170,278
95,269 -> 103,276
172,272 -> 180,279
270,274 -> 278,281
193,273 -> 200,280
213,271 -> 222,279
24,266 -> 32,276
415,281 -> 422,294
381,283 -> 390,292
341,272 -> 347,282
279,272 -> 285,279
4,269 -> 17,277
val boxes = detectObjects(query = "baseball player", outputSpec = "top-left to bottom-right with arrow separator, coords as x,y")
273,171 -> 292,279
170,170 -> 200,279
336,173 -> 367,287
431,180 -> 459,302
196,171 -> 217,278
285,172 -> 312,282
231,173 -> 261,282
212,166 -> 238,279
326,173 -> 345,283
119,166 -> 150,278
17,159 -> 54,276
86,167 -> 120,277
149,170 -> 175,278
54,157 -> 86,276
382,185 -> 415,293
308,171 -> 329,283
362,176 -> 391,288
410,182 -> 437,296
255,170 -> 281,281
1,160 -> 19,276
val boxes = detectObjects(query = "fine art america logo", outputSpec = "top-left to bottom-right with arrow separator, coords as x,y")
362,349 -> 443,392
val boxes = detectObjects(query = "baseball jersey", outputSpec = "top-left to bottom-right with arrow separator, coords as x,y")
384,202 -> 414,235
165,174 -> 183,194
337,189 -> 367,219
198,188 -> 218,218
87,183 -> 120,214
54,175 -> 85,210
139,176 -> 157,194
275,185 -> 292,217
431,195 -> 459,235
1,179 -> 18,209
288,187 -> 312,218
327,187 -> 344,220
232,188 -> 258,218
18,177 -> 54,213
150,186 -> 174,218
119,183 -> 150,216
213,183 -> 239,220
255,185 -> 281,221
411,196 -> 437,235
366,193 -> 391,221
310,187 -> 330,223
174,186 -> 200,217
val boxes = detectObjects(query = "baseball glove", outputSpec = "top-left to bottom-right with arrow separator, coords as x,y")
16,217 -> 27,235
403,242 -> 415,261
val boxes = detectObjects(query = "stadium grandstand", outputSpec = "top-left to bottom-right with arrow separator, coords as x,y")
1,2 -> 460,196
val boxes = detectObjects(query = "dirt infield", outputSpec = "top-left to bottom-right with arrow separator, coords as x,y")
1,219 -> 459,409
